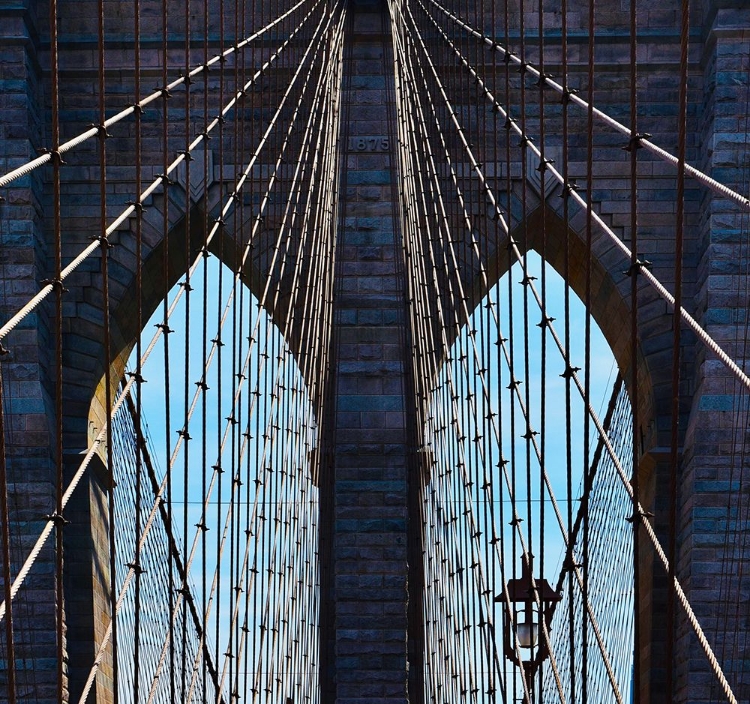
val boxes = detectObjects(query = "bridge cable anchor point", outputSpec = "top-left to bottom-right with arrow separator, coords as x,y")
92,234 -> 115,249
45,512 -> 69,527
561,87 -> 579,105
536,157 -> 554,173
38,147 -> 65,166
535,72 -> 555,88
126,200 -> 146,213
41,278 -> 69,294
537,315 -> 555,329
626,510 -> 655,524
624,257 -> 652,277
90,123 -> 111,140
623,132 -> 653,152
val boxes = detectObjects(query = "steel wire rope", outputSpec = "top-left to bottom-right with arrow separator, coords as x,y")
724,44 -> 750,701
0,368 -> 14,704
412,0 -> 750,396
94,0 -> 121,696
545,376 -> 630,700
0,0 -> 313,191
535,1 -> 550,697
130,0 -> 145,696
214,355 -> 311,699
397,5 -> 629,699
394,16 -> 512,700
391,11 -> 492,696
558,0 -> 577,697
155,18 -> 343,699
68,11 -> 340,699
226,0 -> 242,692
514,7 -> 540,695
402,10 -> 637,690
708,36 -> 750,704
391,12 -> 552,700
124,391 -> 225,700
178,0 -> 199,692
421,0 -> 750,215
205,26 -> 342,694
666,0 -> 691,695
0,0 -> 331,624
197,0 -> 214,695
81,15 -> 340,702
0,2 -> 323,348
582,0 -> 599,697
213,0 -> 232,684
47,0 -> 65,695
158,0 -> 176,698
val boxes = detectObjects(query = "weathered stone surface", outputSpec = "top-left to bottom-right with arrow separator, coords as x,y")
1,0 -> 749,702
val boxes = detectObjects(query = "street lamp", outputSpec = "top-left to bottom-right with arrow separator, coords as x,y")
496,557 -> 561,700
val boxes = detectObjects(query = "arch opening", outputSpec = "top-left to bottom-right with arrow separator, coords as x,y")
91,249 -> 321,703
420,250 -> 636,703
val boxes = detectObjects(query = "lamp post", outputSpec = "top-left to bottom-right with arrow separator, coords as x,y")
496,557 -> 561,702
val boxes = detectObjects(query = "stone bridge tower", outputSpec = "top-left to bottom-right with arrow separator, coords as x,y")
0,0 -> 749,702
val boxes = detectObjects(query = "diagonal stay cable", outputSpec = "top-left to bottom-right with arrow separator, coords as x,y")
413,5 -> 740,701
392,10 -> 556,702
400,5 -> 629,700
416,0 -> 750,396
394,49 -> 507,701
0,0 -> 330,627
146,13 -> 343,697
401,2 -> 567,682
392,21 -> 509,698
406,5 -> 623,702
423,0 -> 750,214
189,20 -> 343,698
127,392 -> 225,700
74,10 -> 338,699
0,0 -> 323,347
0,0 -> 312,190
393,18 -> 528,697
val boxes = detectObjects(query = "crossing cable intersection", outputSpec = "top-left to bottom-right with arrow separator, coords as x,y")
394,1 -> 748,702
0,0 -> 334,626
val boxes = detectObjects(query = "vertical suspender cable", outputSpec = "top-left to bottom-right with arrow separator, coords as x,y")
96,0 -> 117,696
628,0 -> 642,700
159,0 -> 176,697
560,0 -> 576,699
132,0 -> 144,695
667,0 -> 690,696
583,0 -> 597,699
181,0 -> 194,692
0,361 -> 15,704
200,0 -> 211,696
536,3 -> 548,698
48,0 -> 65,695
